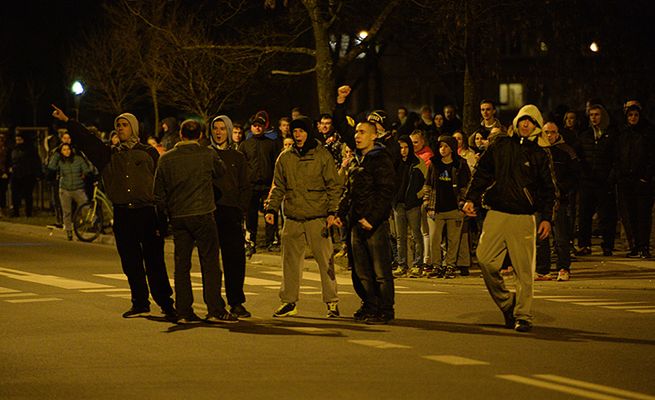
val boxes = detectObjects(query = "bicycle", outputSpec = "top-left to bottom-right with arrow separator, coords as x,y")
73,182 -> 113,242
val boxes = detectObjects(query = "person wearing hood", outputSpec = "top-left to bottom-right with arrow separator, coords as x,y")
209,115 -> 253,317
239,112 -> 282,256
463,104 -> 557,333
51,105 -> 176,321
615,101 -> 655,259
420,135 -> 471,279
574,103 -> 618,256
536,122 -> 580,281
160,116 -> 180,151
392,135 -> 427,277
264,116 -> 341,318
334,120 -> 396,325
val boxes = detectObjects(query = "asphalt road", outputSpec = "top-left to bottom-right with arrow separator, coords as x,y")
1,229 -> 654,400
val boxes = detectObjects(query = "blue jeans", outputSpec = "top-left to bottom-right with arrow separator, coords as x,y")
350,221 -> 395,315
393,204 -> 423,267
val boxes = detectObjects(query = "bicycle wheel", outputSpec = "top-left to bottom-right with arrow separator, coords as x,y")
73,201 -> 102,242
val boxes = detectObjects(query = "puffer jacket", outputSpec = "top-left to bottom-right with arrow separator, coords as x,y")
266,139 -> 341,220
338,143 -> 396,230
47,153 -> 92,191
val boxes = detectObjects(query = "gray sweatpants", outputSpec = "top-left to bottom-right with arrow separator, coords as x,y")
477,210 -> 536,322
427,209 -> 466,268
279,218 -> 338,304
59,188 -> 88,233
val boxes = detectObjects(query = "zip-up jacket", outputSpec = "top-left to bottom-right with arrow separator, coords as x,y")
424,157 -> 471,212
465,134 -> 557,221
237,134 -> 280,190
47,153 -> 93,191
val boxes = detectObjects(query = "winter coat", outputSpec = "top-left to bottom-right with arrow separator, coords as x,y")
424,157 -> 471,212
238,133 -> 281,190
47,153 -> 93,191
9,143 -> 41,181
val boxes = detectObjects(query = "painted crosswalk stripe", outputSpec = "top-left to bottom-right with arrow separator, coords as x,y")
535,295 -> 592,299
423,355 -> 489,365
0,286 -> 21,294
545,298 -> 610,303
263,270 -> 350,285
0,292 -> 37,298
535,374 -> 655,400
106,294 -> 132,299
285,327 -> 332,335
81,288 -> 130,293
602,305 -> 655,310
396,290 -> 447,294
628,309 -> 655,314
5,298 -> 63,303
349,340 -> 411,349
498,374 -> 624,400
0,267 -> 112,289
571,302 -> 646,306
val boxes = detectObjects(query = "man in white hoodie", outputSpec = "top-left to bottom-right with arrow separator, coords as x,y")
463,105 -> 557,332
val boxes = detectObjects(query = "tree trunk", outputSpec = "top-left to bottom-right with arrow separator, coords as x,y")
150,87 -> 160,138
305,0 -> 335,114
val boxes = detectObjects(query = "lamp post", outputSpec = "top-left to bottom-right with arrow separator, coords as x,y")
71,80 -> 84,120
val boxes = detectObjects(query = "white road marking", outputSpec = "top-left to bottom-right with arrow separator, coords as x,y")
5,298 -> 63,303
94,274 -> 125,280
285,327 -> 332,335
0,286 -> 21,294
0,267 -> 112,289
244,276 -> 284,286
545,298 -> 611,303
602,305 -> 655,310
349,340 -> 411,349
80,288 -> 130,293
106,294 -> 132,299
396,290 -> 447,294
571,302 -> 646,306
423,355 -> 489,365
628,309 -> 655,314
497,374 -> 624,400
534,295 -> 592,299
0,292 -> 37,298
535,374 -> 655,400
262,270 -> 350,285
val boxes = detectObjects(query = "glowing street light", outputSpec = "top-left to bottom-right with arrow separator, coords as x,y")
71,80 -> 85,119
357,30 -> 368,40
589,41 -> 600,53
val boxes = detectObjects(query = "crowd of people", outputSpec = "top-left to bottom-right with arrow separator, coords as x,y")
1,86 -> 652,331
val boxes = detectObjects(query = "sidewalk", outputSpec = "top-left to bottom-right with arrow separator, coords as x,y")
2,219 -> 654,291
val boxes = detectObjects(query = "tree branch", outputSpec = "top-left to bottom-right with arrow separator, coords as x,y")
271,67 -> 317,76
181,44 -> 316,56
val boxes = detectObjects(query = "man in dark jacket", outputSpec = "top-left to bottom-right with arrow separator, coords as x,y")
463,105 -> 557,332
536,122 -> 580,281
615,101 -> 654,258
9,133 -> 42,217
51,104 -> 176,321
574,104 -> 618,256
154,119 -> 235,324
335,121 -> 396,325
238,114 -> 282,256
209,115 -> 253,317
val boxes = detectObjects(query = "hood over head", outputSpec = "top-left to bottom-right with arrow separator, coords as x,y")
210,115 -> 234,148
397,134 -> 418,163
511,104 -> 549,147
114,113 -> 140,149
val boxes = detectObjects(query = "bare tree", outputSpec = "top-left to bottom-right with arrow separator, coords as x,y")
24,75 -> 46,126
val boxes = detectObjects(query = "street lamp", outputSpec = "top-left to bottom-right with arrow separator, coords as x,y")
71,80 -> 84,120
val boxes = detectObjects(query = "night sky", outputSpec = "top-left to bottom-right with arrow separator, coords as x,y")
1,1 -> 102,126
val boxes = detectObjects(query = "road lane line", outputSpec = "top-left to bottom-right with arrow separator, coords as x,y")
0,292 -> 37,298
262,270 -> 350,285
106,294 -> 132,299
534,295 -> 593,299
349,340 -> 412,349
497,375 -> 623,400
81,288 -> 130,293
396,290 -> 447,294
94,274 -> 126,280
0,286 -> 21,294
285,327 -> 333,335
5,298 -> 63,303
0,267 -> 112,289
602,305 -> 655,310
571,302 -> 646,306
535,374 -> 655,400
423,355 -> 489,365
545,298 -> 611,303
627,309 -> 655,314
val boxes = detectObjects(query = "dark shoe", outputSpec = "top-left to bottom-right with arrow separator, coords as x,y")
273,302 -> 297,317
230,304 -> 252,318
408,265 -> 424,278
245,243 -> 256,259
206,309 -> 239,324
365,312 -> 394,325
177,314 -> 203,324
353,306 -> 374,322
442,266 -> 456,279
162,306 -> 178,323
267,243 -> 280,252
393,265 -> 408,278
514,319 -> 532,332
602,249 -> 613,256
575,247 -> 591,256
626,249 -> 640,258
66,231 -> 73,241
458,266 -> 470,276
326,301 -> 340,318
502,298 -> 516,328
122,307 -> 150,318
640,250 -> 652,259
